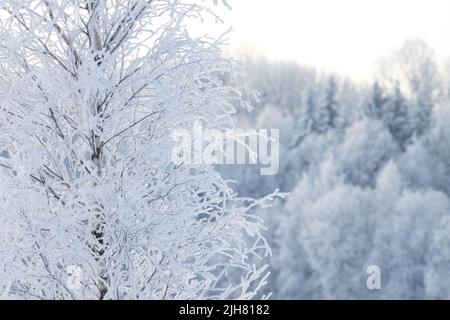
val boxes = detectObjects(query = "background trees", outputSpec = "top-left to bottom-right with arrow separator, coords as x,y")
218,37 -> 450,299
379,38 -> 441,137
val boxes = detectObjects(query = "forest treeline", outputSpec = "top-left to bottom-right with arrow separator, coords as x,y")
220,38 -> 450,299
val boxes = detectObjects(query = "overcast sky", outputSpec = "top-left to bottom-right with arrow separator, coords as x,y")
202,0 -> 450,82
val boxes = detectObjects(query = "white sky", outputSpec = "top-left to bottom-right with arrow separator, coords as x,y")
201,0 -> 450,82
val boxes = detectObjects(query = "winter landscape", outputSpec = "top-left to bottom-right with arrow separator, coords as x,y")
0,0 -> 450,300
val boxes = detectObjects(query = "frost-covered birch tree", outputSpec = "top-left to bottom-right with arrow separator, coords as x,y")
0,0 -> 277,300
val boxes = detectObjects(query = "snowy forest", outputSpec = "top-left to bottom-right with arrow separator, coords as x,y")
222,39 -> 450,299
0,0 -> 450,300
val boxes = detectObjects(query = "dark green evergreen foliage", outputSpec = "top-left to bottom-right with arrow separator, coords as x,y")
385,85 -> 414,149
365,81 -> 388,120
314,76 -> 340,133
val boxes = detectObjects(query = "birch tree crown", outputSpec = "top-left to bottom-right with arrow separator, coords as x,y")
0,0 -> 281,300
